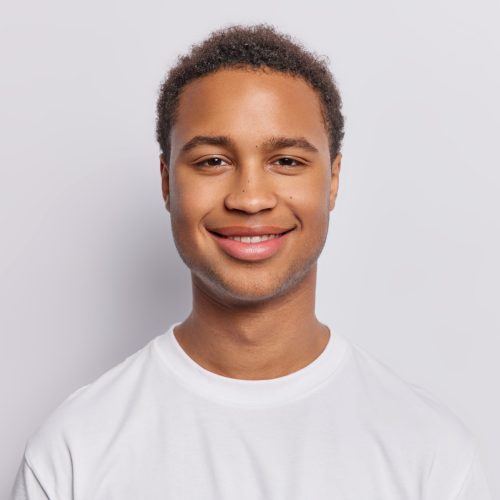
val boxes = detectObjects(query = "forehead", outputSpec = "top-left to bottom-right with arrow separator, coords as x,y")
171,68 -> 329,152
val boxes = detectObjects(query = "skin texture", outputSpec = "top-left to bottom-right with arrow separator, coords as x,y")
160,67 -> 342,380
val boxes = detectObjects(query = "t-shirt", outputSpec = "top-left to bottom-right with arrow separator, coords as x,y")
11,321 -> 492,500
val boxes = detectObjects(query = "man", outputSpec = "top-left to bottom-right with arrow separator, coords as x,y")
11,23 -> 491,500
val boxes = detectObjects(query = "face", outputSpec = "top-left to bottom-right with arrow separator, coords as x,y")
160,67 -> 341,305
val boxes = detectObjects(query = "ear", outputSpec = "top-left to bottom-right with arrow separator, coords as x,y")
159,153 -> 171,212
329,153 -> 342,211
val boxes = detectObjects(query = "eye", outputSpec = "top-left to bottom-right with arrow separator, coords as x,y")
194,157 -> 228,168
274,157 -> 305,168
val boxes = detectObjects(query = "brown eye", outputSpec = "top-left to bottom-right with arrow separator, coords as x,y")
195,157 -> 227,168
275,157 -> 304,167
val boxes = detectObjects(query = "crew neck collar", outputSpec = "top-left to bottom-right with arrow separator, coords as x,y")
154,321 -> 351,408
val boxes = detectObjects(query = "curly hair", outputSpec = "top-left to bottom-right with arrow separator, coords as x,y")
156,23 -> 345,162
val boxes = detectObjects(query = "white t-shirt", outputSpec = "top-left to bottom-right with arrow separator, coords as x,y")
11,322 -> 492,500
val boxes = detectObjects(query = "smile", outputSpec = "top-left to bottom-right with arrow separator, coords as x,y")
207,226 -> 295,261
222,234 -> 281,243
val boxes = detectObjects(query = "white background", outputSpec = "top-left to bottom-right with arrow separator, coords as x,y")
1,0 -> 498,497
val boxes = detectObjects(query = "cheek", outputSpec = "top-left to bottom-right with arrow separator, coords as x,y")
285,174 -> 330,223
169,174 -> 217,231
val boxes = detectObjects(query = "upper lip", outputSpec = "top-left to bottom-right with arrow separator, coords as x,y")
208,225 -> 295,237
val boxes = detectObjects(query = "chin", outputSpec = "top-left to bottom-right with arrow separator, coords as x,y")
206,274 -> 281,303
226,282 -> 285,303
193,263 -> 312,305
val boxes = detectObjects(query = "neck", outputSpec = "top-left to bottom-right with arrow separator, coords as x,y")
172,264 -> 330,380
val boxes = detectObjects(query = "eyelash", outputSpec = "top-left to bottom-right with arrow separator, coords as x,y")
194,157 -> 305,168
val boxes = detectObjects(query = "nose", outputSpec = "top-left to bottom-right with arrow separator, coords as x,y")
224,165 -> 278,214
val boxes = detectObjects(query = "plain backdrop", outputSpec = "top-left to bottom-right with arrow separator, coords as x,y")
1,0 -> 498,497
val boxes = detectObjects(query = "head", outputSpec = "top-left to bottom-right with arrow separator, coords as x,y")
156,23 -> 345,306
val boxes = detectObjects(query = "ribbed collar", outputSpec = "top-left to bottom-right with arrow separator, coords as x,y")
153,321 -> 350,408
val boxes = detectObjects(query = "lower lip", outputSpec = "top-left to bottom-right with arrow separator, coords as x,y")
209,231 -> 293,261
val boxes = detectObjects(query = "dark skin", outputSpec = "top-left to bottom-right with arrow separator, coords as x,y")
160,67 -> 342,380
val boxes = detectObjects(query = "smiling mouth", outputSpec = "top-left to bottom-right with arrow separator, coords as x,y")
208,229 -> 294,243
206,226 -> 295,261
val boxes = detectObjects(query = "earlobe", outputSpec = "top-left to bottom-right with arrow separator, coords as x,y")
159,154 -> 171,212
329,153 -> 342,211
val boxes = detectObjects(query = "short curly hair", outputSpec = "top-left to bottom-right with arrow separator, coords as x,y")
156,23 -> 344,162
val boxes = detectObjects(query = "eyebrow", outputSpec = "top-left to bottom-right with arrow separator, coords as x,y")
179,135 -> 320,155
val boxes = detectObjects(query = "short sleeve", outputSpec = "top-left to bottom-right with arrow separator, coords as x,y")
455,448 -> 492,500
10,458 -> 51,500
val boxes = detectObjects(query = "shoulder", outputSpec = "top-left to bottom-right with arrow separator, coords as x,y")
342,337 -> 480,495
344,337 -> 476,466
24,337 -> 159,472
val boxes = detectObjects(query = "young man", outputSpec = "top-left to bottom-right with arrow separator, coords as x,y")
11,24 -> 491,500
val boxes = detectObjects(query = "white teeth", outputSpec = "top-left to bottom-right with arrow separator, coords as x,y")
227,234 -> 280,243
